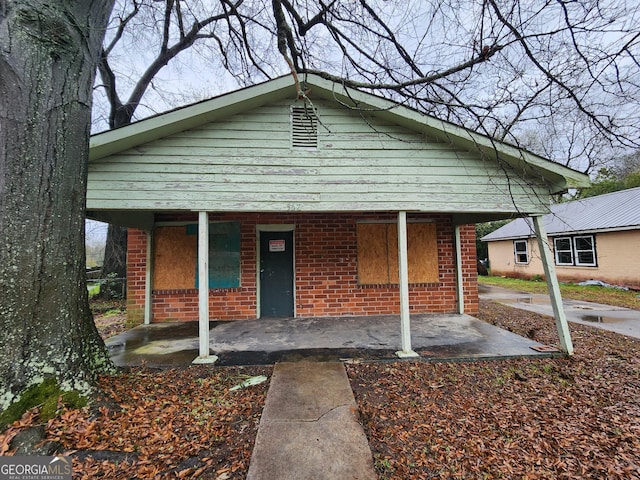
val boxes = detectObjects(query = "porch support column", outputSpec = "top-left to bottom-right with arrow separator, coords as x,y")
396,211 -> 418,358
454,224 -> 465,314
193,211 -> 218,364
144,230 -> 153,325
533,215 -> 574,355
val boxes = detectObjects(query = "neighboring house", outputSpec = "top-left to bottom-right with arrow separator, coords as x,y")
482,187 -> 640,288
87,74 -> 588,359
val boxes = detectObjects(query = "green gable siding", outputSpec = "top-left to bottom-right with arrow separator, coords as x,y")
87,99 -> 550,215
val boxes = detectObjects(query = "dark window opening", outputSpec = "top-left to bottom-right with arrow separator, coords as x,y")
514,240 -> 529,264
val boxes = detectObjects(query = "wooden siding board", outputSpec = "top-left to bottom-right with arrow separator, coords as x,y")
88,155 -> 487,171
87,171 -> 503,184
121,145 -> 455,158
88,173 -> 541,195
87,98 -> 553,214
88,195 -> 545,211
87,179 -> 522,194
90,202 -> 543,213
86,184 -> 538,201
187,121 -> 409,135
88,166 -> 508,179
87,188 -> 527,201
88,160 -> 510,177
88,191 -> 546,212
171,130 -> 291,141
127,136 -> 436,151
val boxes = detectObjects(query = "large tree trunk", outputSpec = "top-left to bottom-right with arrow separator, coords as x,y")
0,0 -> 116,408
100,224 -> 127,299
100,105 -> 136,299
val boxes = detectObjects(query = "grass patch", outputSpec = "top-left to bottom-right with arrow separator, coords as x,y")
87,283 -> 100,298
0,378 -> 87,431
478,275 -> 640,310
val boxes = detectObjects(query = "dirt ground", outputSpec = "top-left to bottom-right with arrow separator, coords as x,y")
348,300 -> 640,479
90,298 -> 128,339
1,299 -> 638,479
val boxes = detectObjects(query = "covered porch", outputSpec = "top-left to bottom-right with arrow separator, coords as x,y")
105,313 -> 560,368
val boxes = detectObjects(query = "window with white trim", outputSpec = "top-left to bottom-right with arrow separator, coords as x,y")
552,234 -> 596,267
553,237 -> 573,265
514,240 -> 529,264
574,235 -> 596,266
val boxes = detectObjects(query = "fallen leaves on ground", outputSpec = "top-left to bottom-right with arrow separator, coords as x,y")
347,300 -> 640,479
3,298 -> 639,479
1,366 -> 271,479
91,298 -> 128,339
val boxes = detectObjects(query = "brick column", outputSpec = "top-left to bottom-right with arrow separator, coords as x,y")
126,228 -> 147,325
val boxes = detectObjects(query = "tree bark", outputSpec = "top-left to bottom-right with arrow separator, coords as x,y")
98,56 -> 132,299
100,224 -> 127,298
0,0 -> 116,408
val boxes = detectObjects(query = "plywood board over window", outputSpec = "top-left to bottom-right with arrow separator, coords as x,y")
153,222 -> 241,290
357,222 -> 438,284
153,226 -> 197,289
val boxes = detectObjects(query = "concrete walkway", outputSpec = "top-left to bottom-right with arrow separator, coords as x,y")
479,284 -> 640,339
246,362 -> 376,480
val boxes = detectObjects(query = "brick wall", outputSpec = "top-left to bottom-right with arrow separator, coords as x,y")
126,228 -> 147,325
458,223 -> 480,314
127,212 -> 479,323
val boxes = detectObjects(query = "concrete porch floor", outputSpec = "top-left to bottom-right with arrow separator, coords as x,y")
105,313 -> 560,368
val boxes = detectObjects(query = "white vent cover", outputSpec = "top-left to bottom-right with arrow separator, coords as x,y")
291,106 -> 318,148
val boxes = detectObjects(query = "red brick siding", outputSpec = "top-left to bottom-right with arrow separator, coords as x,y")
458,224 -> 479,314
127,213 -> 479,322
126,228 -> 147,325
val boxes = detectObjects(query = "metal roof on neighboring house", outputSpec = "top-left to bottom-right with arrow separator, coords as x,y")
481,186 -> 640,241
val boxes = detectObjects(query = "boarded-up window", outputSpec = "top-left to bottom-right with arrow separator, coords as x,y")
153,222 -> 240,290
357,223 -> 438,284
187,222 -> 241,288
153,227 -> 197,290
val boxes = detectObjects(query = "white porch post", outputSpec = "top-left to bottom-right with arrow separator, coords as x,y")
533,215 -> 574,355
396,211 -> 418,358
193,211 -> 218,364
454,224 -> 465,314
144,230 -> 153,325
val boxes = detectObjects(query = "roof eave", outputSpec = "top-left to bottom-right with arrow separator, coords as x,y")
302,75 -> 590,193
484,223 -> 640,241
89,76 -> 298,161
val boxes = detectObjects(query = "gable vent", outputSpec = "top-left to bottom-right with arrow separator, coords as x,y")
291,106 -> 318,148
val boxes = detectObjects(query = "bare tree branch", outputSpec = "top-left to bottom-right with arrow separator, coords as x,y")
97,0 -> 640,165
486,0 -> 624,146
103,0 -> 140,55
301,43 -> 504,92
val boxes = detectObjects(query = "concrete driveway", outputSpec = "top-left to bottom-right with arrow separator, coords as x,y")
479,284 -> 640,339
